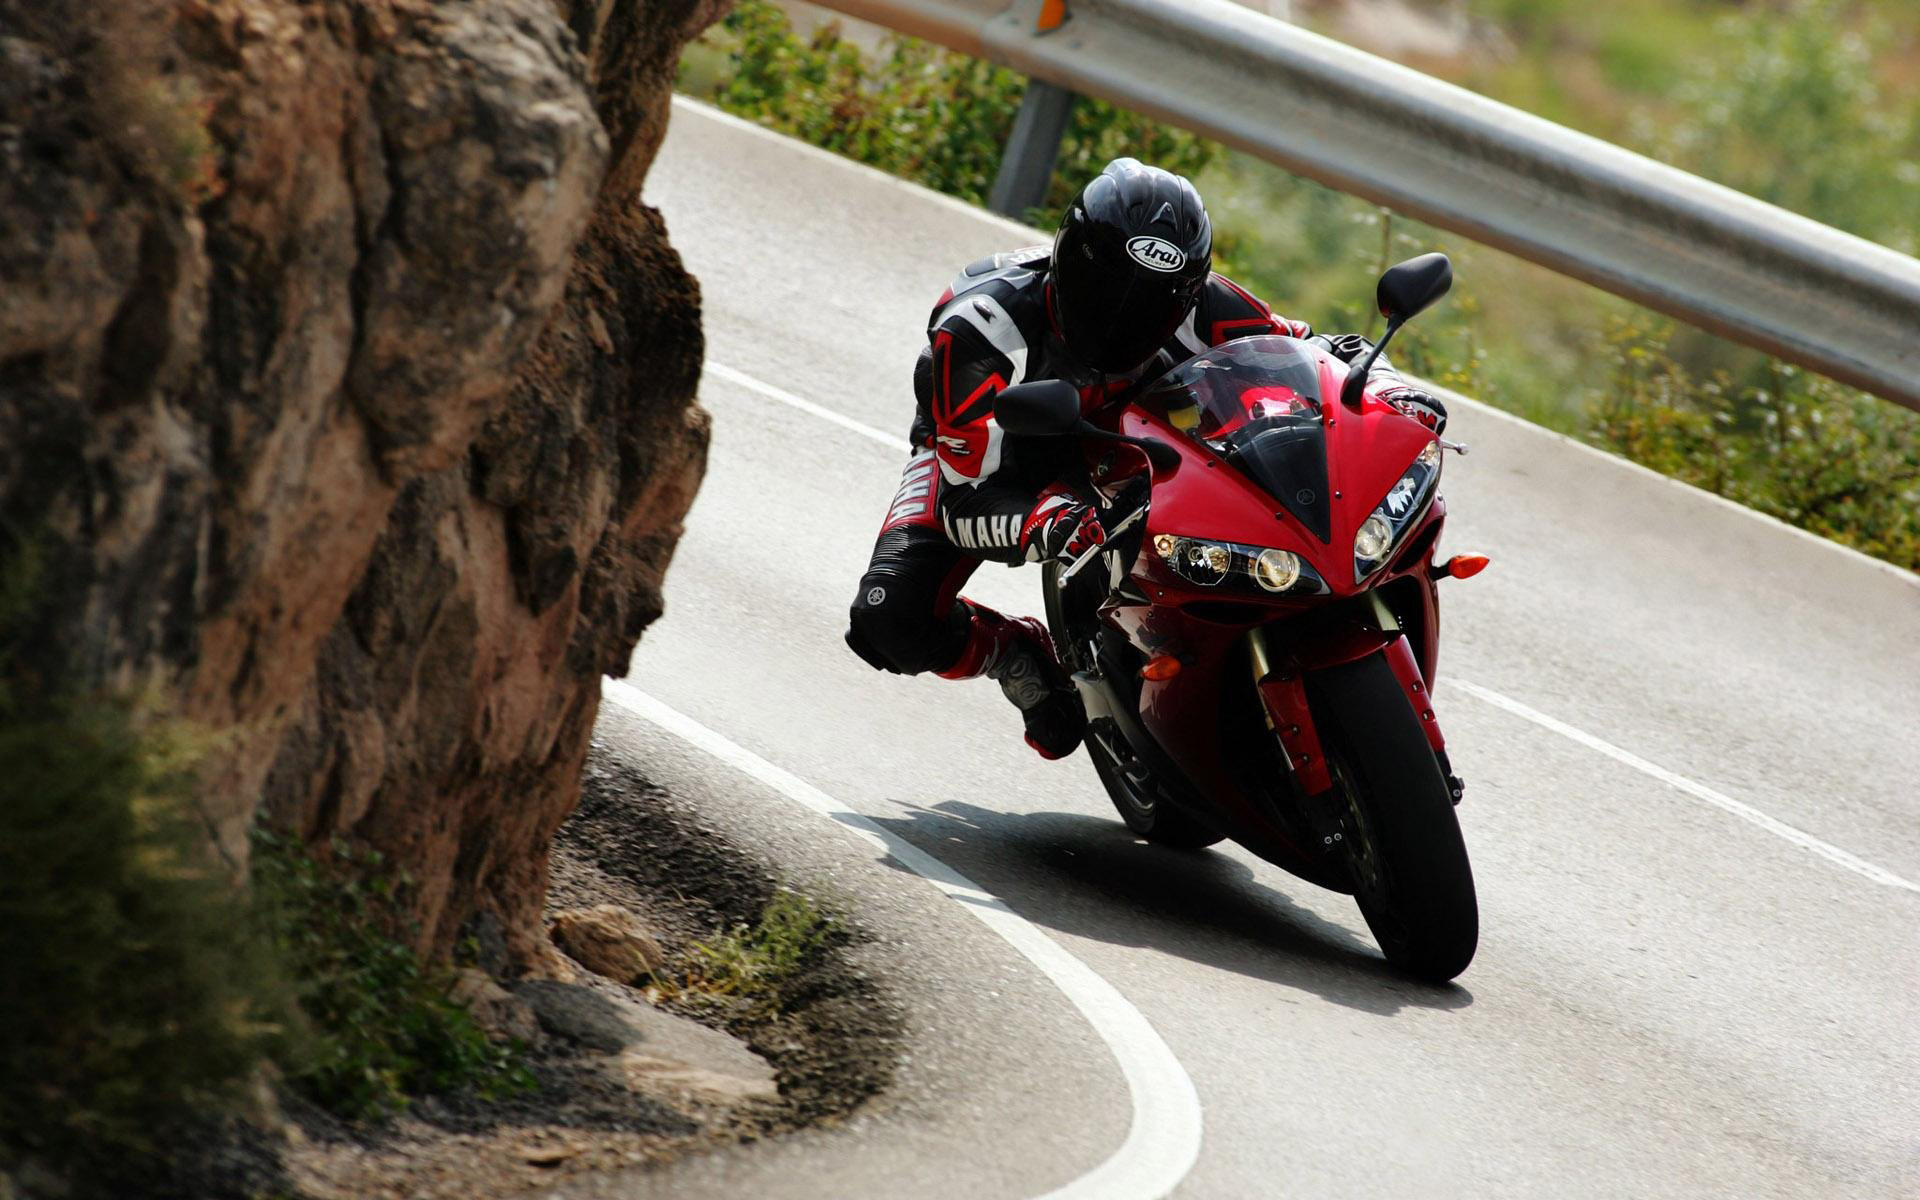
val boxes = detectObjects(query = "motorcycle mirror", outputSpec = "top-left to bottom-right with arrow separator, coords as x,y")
1376,252 -> 1453,324
1340,252 -> 1453,410
993,379 -> 1082,436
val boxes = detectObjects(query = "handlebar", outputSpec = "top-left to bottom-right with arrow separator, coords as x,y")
1057,499 -> 1150,588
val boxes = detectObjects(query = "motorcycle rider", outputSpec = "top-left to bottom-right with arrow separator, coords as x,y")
844,157 -> 1447,760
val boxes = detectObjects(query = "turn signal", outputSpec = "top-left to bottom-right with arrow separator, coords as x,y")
1439,553 -> 1491,580
1140,655 -> 1182,681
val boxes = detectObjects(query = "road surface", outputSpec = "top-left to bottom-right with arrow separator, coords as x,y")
596,98 -> 1920,1199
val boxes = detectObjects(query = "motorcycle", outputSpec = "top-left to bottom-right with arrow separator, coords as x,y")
995,253 -> 1484,981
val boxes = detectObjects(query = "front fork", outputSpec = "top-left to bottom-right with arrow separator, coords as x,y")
1248,599 -> 1461,805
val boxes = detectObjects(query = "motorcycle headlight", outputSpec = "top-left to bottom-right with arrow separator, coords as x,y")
1353,515 -> 1392,562
1252,548 -> 1302,593
1154,535 -> 1325,596
1354,440 -> 1442,582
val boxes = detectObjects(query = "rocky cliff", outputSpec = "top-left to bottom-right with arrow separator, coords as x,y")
0,0 -> 721,967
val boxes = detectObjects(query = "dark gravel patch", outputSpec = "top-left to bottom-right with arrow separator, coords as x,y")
565,734 -> 904,1129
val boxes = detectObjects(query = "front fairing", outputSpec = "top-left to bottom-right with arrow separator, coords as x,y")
1111,338 -> 1441,597
1139,337 -> 1338,541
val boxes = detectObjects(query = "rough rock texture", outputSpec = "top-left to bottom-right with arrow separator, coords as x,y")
0,0 -> 722,965
449,967 -> 542,1044
550,904 -> 666,982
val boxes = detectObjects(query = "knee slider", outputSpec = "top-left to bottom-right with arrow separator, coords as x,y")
844,609 -> 899,674
847,590 -> 954,676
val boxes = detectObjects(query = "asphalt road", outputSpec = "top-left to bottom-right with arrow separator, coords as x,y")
603,98 -> 1920,1198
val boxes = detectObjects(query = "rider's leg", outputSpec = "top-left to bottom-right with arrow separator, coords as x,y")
932,601 -> 1086,760
845,451 -> 1086,759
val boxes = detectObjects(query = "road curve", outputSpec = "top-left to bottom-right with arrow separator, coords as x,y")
602,98 -> 1920,1198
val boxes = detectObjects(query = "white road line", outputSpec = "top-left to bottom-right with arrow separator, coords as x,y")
1449,679 -> 1920,894
703,358 -> 1920,899
602,680 -> 1205,1200
705,361 -> 906,452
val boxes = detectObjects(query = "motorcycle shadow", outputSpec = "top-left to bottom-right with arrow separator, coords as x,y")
868,799 -> 1471,1016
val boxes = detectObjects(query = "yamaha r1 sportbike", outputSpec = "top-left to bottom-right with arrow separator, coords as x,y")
997,254 -> 1486,981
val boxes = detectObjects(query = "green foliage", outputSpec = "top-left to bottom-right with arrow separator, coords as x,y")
0,523 -> 529,1189
658,889 -> 836,1014
0,614 -> 275,1181
1588,319 -> 1920,568
1634,0 -> 1920,252
252,834 -> 534,1120
686,0 -> 1213,222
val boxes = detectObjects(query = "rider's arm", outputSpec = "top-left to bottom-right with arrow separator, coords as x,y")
1305,333 -> 1449,433
927,320 -> 1103,564
1191,275 -> 1314,345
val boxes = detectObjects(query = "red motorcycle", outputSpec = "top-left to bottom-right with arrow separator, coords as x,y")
996,254 -> 1484,981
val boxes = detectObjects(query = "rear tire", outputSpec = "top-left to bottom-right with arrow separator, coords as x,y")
1043,563 -> 1223,850
1311,654 -> 1478,981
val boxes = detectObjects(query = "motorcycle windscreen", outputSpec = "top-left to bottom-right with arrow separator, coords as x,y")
1141,336 -> 1334,542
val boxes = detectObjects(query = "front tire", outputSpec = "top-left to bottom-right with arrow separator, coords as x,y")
1311,653 -> 1478,981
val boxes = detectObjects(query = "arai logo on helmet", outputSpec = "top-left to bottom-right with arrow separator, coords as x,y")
1125,236 -> 1186,273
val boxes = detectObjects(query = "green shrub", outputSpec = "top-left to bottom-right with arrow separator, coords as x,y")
0,527 -> 279,1186
0,700 -> 277,1177
253,834 -> 534,1120
1587,318 -> 1920,568
657,889 -> 836,1015
0,770 -> 537,1183
1634,0 -> 1919,254
0,528 -> 530,1190
686,0 -> 1212,223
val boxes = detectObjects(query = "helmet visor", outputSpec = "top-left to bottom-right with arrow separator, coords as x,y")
1055,256 -> 1201,373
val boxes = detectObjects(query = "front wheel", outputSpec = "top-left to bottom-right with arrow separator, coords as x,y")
1311,653 -> 1478,981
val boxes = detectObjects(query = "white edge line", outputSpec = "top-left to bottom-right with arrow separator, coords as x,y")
601,678 -> 1205,1200
1449,679 -> 1919,894
704,357 -> 1919,898
704,361 -> 907,452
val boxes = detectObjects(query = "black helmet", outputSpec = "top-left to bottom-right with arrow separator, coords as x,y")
1051,158 -> 1213,373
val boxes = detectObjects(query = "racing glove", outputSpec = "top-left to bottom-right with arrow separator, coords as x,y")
1021,494 -> 1106,564
1384,387 -> 1448,435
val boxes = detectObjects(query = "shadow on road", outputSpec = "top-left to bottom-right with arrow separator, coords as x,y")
868,799 -> 1472,1017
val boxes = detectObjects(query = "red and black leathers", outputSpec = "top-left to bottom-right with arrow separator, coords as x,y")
845,245 -> 1447,757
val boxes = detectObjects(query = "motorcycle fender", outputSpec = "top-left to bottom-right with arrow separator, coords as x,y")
1254,671 -> 1332,796
1381,635 -> 1446,754
1253,627 -> 1446,796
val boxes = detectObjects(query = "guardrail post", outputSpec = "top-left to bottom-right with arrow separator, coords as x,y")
988,79 -> 1075,219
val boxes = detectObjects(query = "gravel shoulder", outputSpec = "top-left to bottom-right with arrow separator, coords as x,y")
270,734 -> 905,1200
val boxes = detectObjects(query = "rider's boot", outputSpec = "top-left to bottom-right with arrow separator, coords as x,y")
938,601 -> 1086,759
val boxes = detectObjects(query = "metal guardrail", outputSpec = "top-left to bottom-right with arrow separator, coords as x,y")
813,0 -> 1920,412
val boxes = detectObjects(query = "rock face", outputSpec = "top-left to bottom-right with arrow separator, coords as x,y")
0,0 -> 722,965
